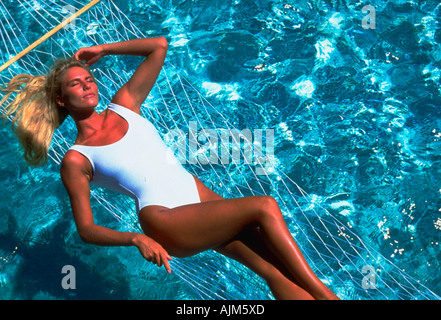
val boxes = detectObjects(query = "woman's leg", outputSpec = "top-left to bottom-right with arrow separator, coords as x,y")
192,179 -> 314,300
138,195 -> 337,300
215,226 -> 315,300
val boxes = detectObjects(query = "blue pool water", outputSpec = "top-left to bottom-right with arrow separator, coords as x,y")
1,0 -> 441,300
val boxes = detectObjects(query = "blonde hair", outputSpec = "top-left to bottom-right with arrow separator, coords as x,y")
1,58 -> 92,166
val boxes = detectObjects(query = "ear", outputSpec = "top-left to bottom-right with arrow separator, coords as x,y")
56,94 -> 64,107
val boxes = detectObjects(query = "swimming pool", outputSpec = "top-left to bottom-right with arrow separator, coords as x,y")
0,0 -> 440,300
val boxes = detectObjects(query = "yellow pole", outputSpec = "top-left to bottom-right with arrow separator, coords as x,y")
0,0 -> 102,73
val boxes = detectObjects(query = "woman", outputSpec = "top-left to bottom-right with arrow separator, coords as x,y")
1,37 -> 338,300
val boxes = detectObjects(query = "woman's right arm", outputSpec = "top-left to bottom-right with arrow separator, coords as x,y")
60,152 -> 172,273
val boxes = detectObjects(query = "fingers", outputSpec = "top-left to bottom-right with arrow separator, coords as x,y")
135,235 -> 172,273
162,253 -> 172,274
73,45 -> 103,66
73,48 -> 94,66
156,251 -> 172,274
73,48 -> 85,61
144,249 -> 172,274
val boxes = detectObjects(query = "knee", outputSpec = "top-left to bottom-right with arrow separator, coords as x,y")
257,195 -> 282,220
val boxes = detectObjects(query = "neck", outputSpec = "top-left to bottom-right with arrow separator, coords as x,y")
70,107 -> 104,139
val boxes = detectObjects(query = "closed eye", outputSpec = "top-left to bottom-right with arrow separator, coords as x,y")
67,76 -> 94,87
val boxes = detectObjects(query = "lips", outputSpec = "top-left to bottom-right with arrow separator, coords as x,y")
83,93 -> 95,99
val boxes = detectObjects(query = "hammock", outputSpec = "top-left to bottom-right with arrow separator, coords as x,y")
0,0 -> 439,300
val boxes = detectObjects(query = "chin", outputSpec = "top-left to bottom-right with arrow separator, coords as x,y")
83,99 -> 99,109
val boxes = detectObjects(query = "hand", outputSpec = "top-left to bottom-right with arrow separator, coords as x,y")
74,45 -> 105,66
133,234 -> 172,274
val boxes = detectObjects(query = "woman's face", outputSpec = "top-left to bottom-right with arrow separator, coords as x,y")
58,66 -> 99,112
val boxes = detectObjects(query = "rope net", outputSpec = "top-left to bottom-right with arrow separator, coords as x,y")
0,0 -> 439,300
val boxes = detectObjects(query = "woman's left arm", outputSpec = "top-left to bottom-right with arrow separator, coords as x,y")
75,37 -> 168,112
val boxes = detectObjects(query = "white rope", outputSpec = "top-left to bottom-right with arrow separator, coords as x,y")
0,0 -> 439,300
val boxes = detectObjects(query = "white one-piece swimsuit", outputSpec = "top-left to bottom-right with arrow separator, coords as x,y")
68,103 -> 201,213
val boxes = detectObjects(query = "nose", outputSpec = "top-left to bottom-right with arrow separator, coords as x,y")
83,81 -> 91,90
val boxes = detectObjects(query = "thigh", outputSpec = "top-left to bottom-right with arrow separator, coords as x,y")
138,196 -> 267,257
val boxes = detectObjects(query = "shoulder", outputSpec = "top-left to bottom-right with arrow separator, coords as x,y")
60,150 -> 93,183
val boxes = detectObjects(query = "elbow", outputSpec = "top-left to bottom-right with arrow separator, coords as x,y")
156,36 -> 168,51
77,226 -> 94,244
78,231 -> 91,244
